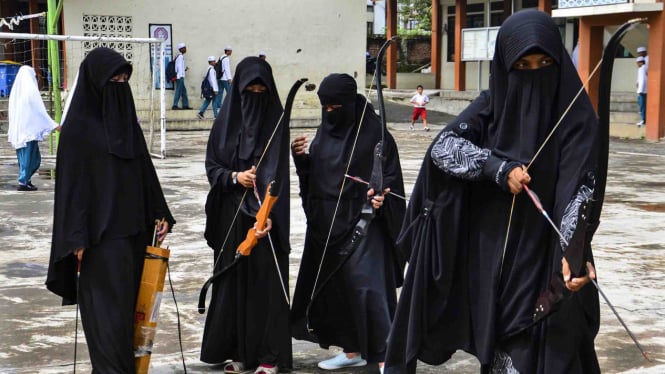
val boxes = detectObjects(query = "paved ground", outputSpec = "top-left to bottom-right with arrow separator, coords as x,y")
1,103 -> 664,373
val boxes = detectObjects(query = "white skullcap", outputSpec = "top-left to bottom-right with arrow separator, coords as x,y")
224,45 -> 233,51
208,56 -> 216,62
637,46 -> 647,53
177,42 -> 186,50
258,51 -> 266,57
636,56 -> 645,63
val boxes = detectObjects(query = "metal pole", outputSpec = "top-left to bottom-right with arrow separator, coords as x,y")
46,1 -> 61,155
0,32 -> 161,43
46,1 -> 62,123
160,41 -> 167,159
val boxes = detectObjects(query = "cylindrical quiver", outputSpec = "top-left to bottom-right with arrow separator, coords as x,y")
134,245 -> 170,374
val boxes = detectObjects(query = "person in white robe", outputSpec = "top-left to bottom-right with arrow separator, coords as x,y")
7,65 -> 59,191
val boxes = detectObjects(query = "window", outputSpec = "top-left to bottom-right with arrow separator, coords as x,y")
446,2 -> 504,62
82,15 -> 134,62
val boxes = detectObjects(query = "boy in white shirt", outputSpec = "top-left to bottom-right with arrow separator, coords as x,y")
410,85 -> 429,131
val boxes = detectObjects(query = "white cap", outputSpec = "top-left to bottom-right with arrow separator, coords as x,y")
177,42 -> 186,50
258,51 -> 266,57
637,46 -> 646,53
224,45 -> 232,51
636,56 -> 645,63
208,55 -> 216,62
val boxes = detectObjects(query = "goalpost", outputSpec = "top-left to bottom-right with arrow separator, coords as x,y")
0,30 -> 169,158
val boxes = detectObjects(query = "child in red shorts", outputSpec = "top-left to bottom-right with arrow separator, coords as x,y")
410,85 -> 429,131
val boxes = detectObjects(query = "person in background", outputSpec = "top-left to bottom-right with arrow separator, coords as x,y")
198,56 -> 220,119
258,51 -> 267,60
409,85 -> 429,131
636,46 -> 649,69
7,65 -> 59,191
214,45 -> 233,115
46,47 -> 175,373
636,56 -> 647,127
172,42 -> 192,110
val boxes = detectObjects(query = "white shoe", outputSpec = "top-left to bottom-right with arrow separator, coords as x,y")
318,353 -> 367,370
409,125 -> 414,130
636,120 -> 644,126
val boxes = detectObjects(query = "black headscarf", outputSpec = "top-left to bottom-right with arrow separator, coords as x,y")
204,57 -> 289,252
47,48 -> 175,302
487,9 -> 592,164
65,47 -> 140,159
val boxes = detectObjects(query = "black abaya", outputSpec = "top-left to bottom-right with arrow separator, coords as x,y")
290,74 -> 406,363
46,48 -> 175,374
201,57 -> 292,370
385,10 -> 600,374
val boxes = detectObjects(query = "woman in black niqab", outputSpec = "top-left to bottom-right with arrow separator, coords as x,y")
385,10 -> 600,374
201,57 -> 292,373
46,47 -> 175,373
290,73 -> 406,368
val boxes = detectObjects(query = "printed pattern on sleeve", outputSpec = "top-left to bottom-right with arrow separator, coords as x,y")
559,184 -> 594,248
490,350 -> 520,374
431,130 -> 490,180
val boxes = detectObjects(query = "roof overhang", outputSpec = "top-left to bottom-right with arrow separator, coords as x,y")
552,2 -> 663,18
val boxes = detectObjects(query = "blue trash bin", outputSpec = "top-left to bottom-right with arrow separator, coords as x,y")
0,61 -> 23,98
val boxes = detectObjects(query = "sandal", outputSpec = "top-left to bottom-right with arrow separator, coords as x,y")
224,361 -> 245,374
254,364 -> 278,374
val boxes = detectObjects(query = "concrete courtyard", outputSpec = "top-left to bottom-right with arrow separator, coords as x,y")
1,115 -> 664,373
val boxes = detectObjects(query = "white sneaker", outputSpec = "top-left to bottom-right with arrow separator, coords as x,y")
318,353 -> 367,370
409,125 -> 414,130
636,120 -> 644,126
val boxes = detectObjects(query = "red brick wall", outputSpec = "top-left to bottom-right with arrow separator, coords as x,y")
367,36 -> 431,65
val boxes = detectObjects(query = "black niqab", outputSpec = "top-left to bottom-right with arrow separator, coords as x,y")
204,57 -> 287,250
71,48 -> 140,159
46,47 -> 175,302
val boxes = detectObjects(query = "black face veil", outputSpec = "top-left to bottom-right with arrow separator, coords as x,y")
487,10 -> 573,164
63,47 -> 140,159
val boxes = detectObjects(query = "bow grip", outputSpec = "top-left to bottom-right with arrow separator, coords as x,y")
368,141 -> 384,197
237,181 -> 278,256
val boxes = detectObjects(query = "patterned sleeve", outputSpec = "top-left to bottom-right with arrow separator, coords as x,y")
431,130 -> 490,180
559,184 -> 595,248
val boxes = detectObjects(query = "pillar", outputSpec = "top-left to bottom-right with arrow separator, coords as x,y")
454,0 -> 466,91
386,0 -> 398,89
645,12 -> 665,140
578,17 -> 603,113
431,0 -> 442,89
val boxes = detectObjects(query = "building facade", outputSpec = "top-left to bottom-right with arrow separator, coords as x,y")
379,0 -> 664,140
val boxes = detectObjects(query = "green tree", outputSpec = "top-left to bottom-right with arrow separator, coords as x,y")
399,0 -> 432,32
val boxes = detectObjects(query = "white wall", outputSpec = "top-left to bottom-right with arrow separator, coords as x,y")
61,0 -> 366,111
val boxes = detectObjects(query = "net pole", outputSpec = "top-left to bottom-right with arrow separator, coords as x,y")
0,32 -> 161,44
159,40 -> 167,158
148,43 -> 157,154
0,32 -> 167,157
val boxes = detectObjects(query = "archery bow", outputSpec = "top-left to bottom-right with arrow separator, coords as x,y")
345,174 -> 407,201
508,18 -> 651,361
523,184 -> 651,361
198,78 -> 311,314
305,36 -> 397,333
198,181 -> 278,314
